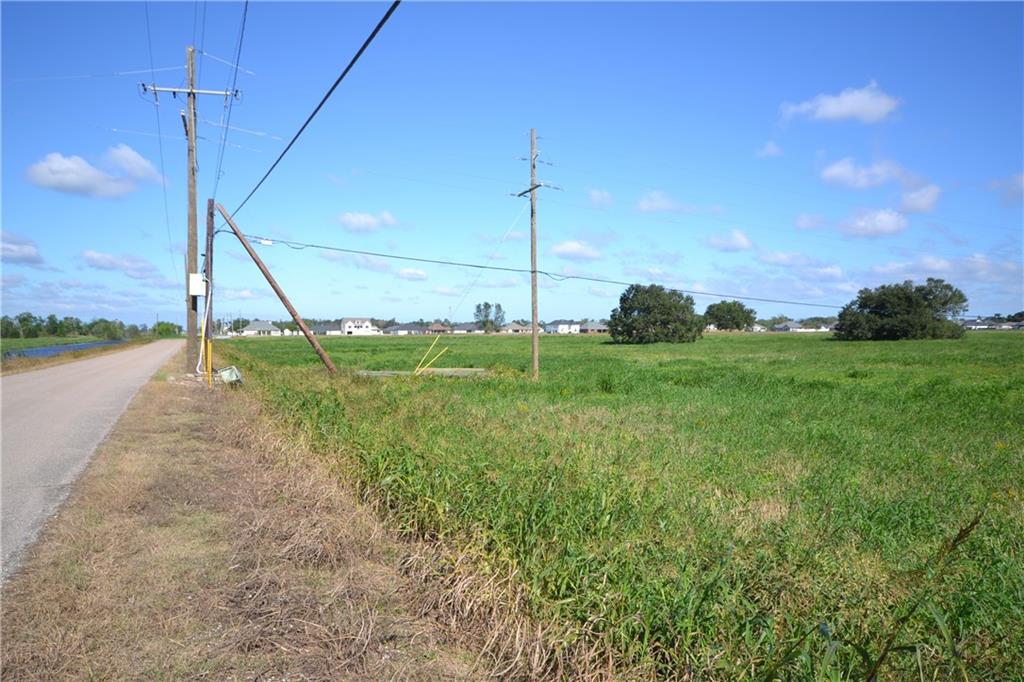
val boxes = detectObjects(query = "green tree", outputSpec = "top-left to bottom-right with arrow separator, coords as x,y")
0,316 -> 19,338
608,284 -> 703,344
15,312 -> 41,338
59,316 -> 83,336
1008,311 -> 1024,322
473,301 -> 504,332
493,303 -> 506,329
44,314 -> 60,336
153,321 -> 182,337
835,278 -> 967,341
704,300 -> 756,330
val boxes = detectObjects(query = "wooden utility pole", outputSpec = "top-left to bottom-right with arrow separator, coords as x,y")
530,128 -> 540,381
185,46 -> 199,373
140,46 -> 237,374
216,204 -> 337,374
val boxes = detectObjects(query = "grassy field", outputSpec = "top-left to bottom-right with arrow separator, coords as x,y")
0,335 -> 102,351
222,332 -> 1023,679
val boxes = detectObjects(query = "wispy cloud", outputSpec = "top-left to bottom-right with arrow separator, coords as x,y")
220,287 -> 270,300
757,250 -> 810,266
781,81 -> 899,124
988,172 -> 1024,205
588,189 -> 613,207
794,213 -> 826,230
707,229 -> 753,252
635,189 -> 695,213
321,251 -> 391,272
26,144 -> 161,198
432,285 -> 461,297
1,230 -> 47,268
900,184 -> 941,213
821,158 -> 904,188
755,140 -> 782,158
339,210 -> 396,233
397,267 -> 428,281
839,208 -> 908,237
551,240 -> 602,261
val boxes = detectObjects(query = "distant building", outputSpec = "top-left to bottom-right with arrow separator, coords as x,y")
751,323 -> 767,333
579,320 -> 608,334
501,322 -> 531,334
311,322 -> 343,336
544,320 -> 581,334
772,321 -> 802,332
425,323 -> 451,334
383,323 -> 425,336
240,319 -> 281,337
452,322 -> 485,334
340,318 -> 382,336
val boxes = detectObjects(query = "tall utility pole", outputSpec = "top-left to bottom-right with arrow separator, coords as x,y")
529,128 -> 540,381
185,46 -> 199,373
140,46 -> 238,374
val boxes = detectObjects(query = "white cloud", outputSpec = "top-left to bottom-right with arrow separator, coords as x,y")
781,81 -> 900,123
432,285 -> 461,297
988,172 -> 1023,204
2,273 -> 27,288
82,249 -> 177,288
551,240 -> 601,261
821,158 -> 904,188
588,189 -> 613,207
220,287 -> 269,300
104,143 -> 161,181
26,145 -> 159,198
338,210 -> 397,233
623,265 -> 668,280
397,267 -> 428,281
803,265 -> 845,281
839,209 -> 908,237
707,229 -> 753,252
757,250 -> 810,266
1,231 -> 46,267
870,253 -> 1021,286
755,140 -> 782,158
635,190 -> 694,213
901,184 -> 941,213
794,213 -> 825,230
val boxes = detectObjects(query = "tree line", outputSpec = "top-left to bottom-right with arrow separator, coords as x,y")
608,278 -> 990,344
0,312 -> 181,340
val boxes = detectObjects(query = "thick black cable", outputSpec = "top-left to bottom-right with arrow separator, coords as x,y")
235,232 -> 844,310
228,0 -> 401,218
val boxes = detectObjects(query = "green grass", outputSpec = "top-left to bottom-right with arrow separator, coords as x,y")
222,332 -> 1023,679
0,335 -> 102,351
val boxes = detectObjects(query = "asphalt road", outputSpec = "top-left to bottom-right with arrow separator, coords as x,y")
1,339 -> 183,580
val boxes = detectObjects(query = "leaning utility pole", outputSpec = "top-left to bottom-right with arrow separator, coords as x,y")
140,46 -> 238,374
529,128 -> 540,381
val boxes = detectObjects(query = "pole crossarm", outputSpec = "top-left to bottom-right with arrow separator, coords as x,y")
143,84 -> 239,98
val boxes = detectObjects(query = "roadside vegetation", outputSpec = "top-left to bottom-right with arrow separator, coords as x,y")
221,331 -> 1023,678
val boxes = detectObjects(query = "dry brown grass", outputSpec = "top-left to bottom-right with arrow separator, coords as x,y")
1,358 -> 474,680
0,338 -> 154,376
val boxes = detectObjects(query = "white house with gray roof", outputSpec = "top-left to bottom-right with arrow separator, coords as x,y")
544,319 -> 581,334
240,319 -> 282,336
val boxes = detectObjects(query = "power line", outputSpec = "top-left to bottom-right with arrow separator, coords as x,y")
210,0 -> 249,202
227,231 -> 844,310
12,65 -> 184,83
144,2 -> 178,278
227,0 -> 402,219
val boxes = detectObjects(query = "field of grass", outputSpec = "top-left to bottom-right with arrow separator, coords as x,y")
222,332 -> 1023,679
0,335 -> 101,351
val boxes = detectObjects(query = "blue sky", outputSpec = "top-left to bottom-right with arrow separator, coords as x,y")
3,1 -> 1022,325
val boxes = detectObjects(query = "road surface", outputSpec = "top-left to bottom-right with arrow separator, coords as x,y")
1,339 -> 183,580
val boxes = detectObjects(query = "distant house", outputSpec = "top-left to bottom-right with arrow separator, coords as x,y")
240,319 -> 281,337
384,323 -> 425,336
751,323 -> 767,333
772,321 -> 802,332
579,320 -> 608,334
340,318 -> 382,336
452,322 -> 485,334
545,320 -> 581,334
425,323 -> 451,335
501,322 -> 531,334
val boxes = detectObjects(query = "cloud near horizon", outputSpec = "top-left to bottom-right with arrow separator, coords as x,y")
1,231 -> 47,268
707,229 -> 753,252
839,208 -> 908,237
